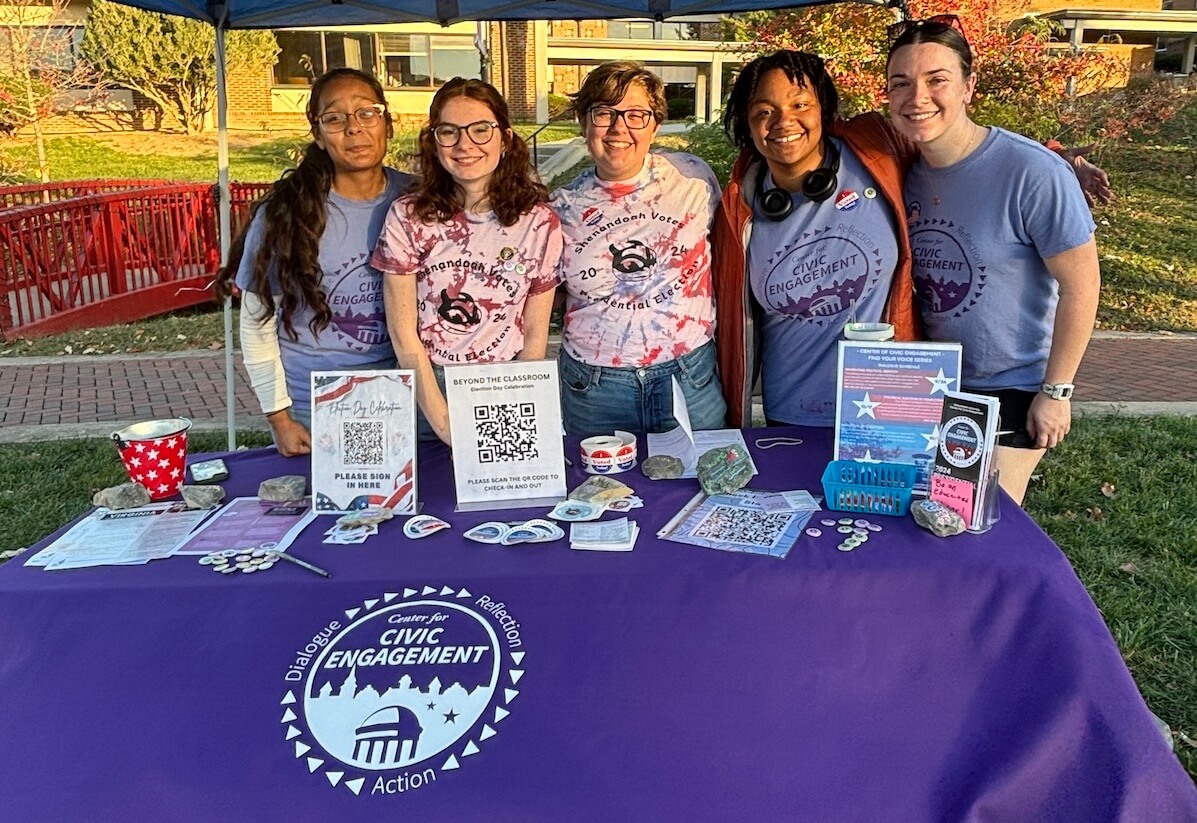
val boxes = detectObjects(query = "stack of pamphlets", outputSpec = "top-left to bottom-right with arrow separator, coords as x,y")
929,391 -> 1001,530
569,518 -> 639,552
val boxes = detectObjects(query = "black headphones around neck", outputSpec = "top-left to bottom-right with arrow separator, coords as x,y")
757,139 -> 841,221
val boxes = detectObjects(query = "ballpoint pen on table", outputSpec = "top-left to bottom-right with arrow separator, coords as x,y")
275,551 -> 331,579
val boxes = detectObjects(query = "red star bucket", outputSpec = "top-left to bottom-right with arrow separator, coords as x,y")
111,418 -> 193,500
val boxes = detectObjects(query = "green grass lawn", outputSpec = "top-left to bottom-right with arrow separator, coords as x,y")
0,123 -> 583,185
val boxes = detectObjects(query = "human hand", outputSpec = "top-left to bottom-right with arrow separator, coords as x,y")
1025,393 -> 1072,450
1062,144 -> 1114,206
269,411 -> 311,456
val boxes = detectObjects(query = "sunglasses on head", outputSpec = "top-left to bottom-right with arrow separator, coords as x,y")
886,14 -> 965,45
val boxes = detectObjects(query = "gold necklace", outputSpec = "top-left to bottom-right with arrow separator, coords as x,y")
930,125 -> 981,206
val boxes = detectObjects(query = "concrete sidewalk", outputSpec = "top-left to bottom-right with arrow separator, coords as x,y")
0,331 -> 1194,444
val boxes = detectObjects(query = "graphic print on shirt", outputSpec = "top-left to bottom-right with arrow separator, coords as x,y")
437,289 -> 482,331
552,153 -> 719,368
907,215 -> 987,319
325,252 -> 388,351
609,239 -> 658,281
758,223 -> 885,325
372,201 -> 562,366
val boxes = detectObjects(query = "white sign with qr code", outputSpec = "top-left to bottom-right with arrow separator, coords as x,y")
310,370 -> 418,514
444,359 -> 567,512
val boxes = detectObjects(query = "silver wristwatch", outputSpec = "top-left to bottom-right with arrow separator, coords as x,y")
1041,382 -> 1075,400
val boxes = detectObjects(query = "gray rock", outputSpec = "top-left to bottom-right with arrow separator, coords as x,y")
259,475 -> 307,502
181,485 -> 225,509
641,454 -> 685,480
92,482 -> 152,510
911,499 -> 966,537
696,445 -> 753,496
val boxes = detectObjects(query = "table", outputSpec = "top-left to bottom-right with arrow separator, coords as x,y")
2,428 -> 1194,822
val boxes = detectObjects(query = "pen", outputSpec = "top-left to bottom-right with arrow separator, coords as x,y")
276,551 -> 331,579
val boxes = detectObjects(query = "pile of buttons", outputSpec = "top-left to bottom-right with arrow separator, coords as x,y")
805,517 -> 883,552
198,547 -> 280,574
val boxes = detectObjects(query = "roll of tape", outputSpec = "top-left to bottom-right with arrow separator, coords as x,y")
580,431 -> 638,474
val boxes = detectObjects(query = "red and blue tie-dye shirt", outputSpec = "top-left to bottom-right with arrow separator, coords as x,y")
371,198 -> 563,366
551,152 -> 720,368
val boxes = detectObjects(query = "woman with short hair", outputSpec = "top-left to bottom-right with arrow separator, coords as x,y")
552,61 -> 727,435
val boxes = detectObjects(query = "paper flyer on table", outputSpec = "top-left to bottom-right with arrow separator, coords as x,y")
834,341 -> 962,493
26,503 -> 210,570
444,359 -> 567,512
172,497 -> 316,555
658,490 -> 810,559
310,371 -> 417,514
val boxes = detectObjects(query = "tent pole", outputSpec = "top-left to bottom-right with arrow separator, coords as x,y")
215,22 -> 236,452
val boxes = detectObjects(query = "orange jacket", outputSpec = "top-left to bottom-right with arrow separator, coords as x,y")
712,112 -> 922,427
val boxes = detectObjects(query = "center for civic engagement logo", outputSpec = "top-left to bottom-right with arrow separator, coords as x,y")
279,586 -> 525,797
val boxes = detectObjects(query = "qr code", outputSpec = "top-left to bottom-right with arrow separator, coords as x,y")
693,505 -> 789,548
475,403 -> 538,463
343,420 -> 384,465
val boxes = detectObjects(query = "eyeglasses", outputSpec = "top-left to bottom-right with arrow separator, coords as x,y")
588,107 -> 655,130
314,104 -> 386,133
432,120 -> 500,147
886,14 -> 965,45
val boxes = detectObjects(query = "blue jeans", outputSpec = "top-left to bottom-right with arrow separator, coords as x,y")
559,340 -> 727,436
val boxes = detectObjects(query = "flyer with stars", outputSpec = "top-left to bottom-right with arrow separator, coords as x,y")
834,341 -> 962,493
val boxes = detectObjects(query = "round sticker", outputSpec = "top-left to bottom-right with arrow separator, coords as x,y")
835,189 -> 860,211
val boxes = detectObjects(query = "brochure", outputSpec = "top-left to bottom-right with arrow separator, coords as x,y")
929,391 -> 1001,529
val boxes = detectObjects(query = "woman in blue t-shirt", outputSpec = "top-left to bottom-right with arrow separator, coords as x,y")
217,68 -> 413,456
885,17 -> 1101,502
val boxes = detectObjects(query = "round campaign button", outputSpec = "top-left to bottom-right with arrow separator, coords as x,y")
837,542 -> 856,552
837,525 -> 854,534
805,528 -> 822,538
838,518 -> 854,526
853,527 -> 868,536
867,523 -> 882,532
854,519 -> 870,528
220,549 -> 238,558
821,519 -> 837,527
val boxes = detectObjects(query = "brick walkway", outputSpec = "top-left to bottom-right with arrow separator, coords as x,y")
0,332 -> 1193,443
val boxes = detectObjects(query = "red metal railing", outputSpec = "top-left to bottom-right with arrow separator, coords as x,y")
0,179 -> 275,340
0,180 -> 173,210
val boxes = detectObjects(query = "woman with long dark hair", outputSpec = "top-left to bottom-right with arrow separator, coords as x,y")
372,78 -> 563,446
219,67 -> 413,456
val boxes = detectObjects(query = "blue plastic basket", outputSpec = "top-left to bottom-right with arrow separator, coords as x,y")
820,461 -> 917,517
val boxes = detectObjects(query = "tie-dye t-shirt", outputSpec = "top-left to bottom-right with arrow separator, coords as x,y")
551,152 -> 720,368
371,198 -> 563,365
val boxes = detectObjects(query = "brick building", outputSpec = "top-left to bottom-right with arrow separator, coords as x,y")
10,0 -> 1197,134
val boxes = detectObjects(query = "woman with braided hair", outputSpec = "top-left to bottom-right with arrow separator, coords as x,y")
220,68 -> 413,456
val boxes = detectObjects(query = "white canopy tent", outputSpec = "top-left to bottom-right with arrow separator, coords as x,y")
109,0 -> 882,447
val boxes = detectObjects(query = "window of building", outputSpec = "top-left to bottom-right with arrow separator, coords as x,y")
0,25 -> 83,73
606,21 -> 655,39
274,30 -> 478,88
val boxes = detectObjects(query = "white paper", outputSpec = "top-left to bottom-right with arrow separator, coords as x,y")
444,360 -> 568,511
757,490 -> 821,514
310,371 -> 418,514
570,521 -> 639,552
570,517 -> 632,545
28,504 -> 210,570
648,428 -> 760,479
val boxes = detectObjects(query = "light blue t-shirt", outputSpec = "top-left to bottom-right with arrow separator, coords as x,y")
235,167 -> 412,413
904,128 -> 1095,391
749,139 -> 901,426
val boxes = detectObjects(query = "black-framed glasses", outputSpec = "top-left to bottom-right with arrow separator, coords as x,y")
432,120 -> 500,147
315,104 -> 386,133
588,106 -> 655,130
886,14 -> 965,45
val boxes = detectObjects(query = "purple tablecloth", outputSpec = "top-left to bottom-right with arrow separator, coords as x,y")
1,428 -> 1194,822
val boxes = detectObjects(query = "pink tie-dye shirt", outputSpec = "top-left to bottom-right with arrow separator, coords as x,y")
371,198 -> 563,365
551,152 -> 720,368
